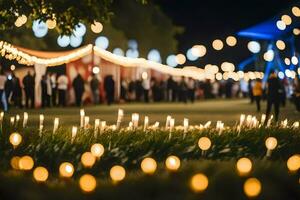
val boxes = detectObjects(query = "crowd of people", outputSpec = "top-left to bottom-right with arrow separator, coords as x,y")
0,67 -> 299,123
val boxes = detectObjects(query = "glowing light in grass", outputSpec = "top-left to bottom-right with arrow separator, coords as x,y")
11,156 -> 20,170
23,112 -> 28,128
287,154 -> 300,172
33,167 -> 49,182
243,178 -> 262,198
165,155 -> 180,171
190,173 -> 209,192
79,174 -> 97,193
212,39 -> 223,50
110,165 -> 126,182
265,137 -> 278,157
94,119 -> 100,137
144,116 -> 149,131
236,157 -> 252,176
80,109 -> 85,128
71,126 -> 77,143
141,157 -> 157,175
198,137 -> 212,151
91,144 -> 105,158
19,155 -> 34,170
9,132 -> 22,148
91,21 -> 103,33
81,152 -> 96,168
84,116 -> 89,129
183,118 -> 189,133
53,118 -> 59,134
59,162 -> 74,178
46,19 -> 56,29
131,113 -> 139,128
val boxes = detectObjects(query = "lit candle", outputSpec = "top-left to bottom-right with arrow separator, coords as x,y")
183,118 -> 189,133
84,116 -> 89,129
0,111 -> 4,123
23,112 -> 28,128
169,118 -> 175,140
265,137 -> 277,157
10,117 -> 15,126
292,121 -> 299,129
143,116 -> 149,131
16,115 -> 20,124
281,119 -> 288,128
80,109 -> 85,128
240,114 -> 245,126
94,119 -> 100,138
128,121 -> 133,130
39,114 -> 44,128
153,122 -> 159,130
267,115 -> 273,127
246,115 -> 252,127
100,121 -> 106,133
71,126 -> 77,143
132,113 -> 139,128
116,109 -> 124,129
260,114 -> 266,125
204,121 -> 211,129
165,115 -> 171,129
53,118 -> 59,134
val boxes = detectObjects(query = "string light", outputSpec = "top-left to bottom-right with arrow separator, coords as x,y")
110,165 -> 126,182
287,154 -> 300,172
276,40 -> 286,50
198,137 -> 212,151
190,173 -> 209,192
276,20 -> 286,30
11,156 -> 21,170
90,144 -> 105,158
292,6 -> 300,17
19,155 -> 34,170
293,28 -> 300,35
81,152 -> 96,168
212,39 -> 224,50
141,157 -> 157,175
265,137 -> 278,150
165,155 -> 180,171
46,19 -> 57,29
33,166 -> 49,182
79,174 -> 97,193
176,54 -> 186,65
226,36 -> 237,47
59,162 -> 74,178
243,178 -> 262,198
236,157 -> 252,176
9,132 -> 22,147
91,21 -> 103,33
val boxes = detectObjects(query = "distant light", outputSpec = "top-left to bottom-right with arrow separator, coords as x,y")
175,54 -> 186,65
165,155 -> 180,171
147,49 -> 161,63
126,49 -> 139,58
95,36 -> 109,50
276,20 -> 286,30
70,35 -> 83,48
236,157 -> 252,175
190,173 -> 209,192
79,174 -> 97,193
128,39 -> 138,49
73,23 -> 86,37
46,19 -> 56,29
212,39 -> 224,50
19,155 -> 34,170
221,62 -> 235,72
216,72 -> 222,80
142,72 -> 148,80
81,152 -> 96,168
91,21 -> 103,33
226,36 -> 237,47
15,15 -> 27,27
293,28 -> 300,35
33,167 -> 49,182
59,162 -> 74,178
284,58 -> 291,65
92,66 -> 100,74
166,54 -> 177,67
141,157 -> 157,175
7,75 -> 12,80
287,154 -> 300,172
281,15 -> 292,25
278,71 -> 285,79
198,137 -> 212,151
265,137 -> 278,150
285,69 -> 292,77
263,50 -> 274,62
243,178 -> 262,198
191,45 -> 206,57
247,41 -> 261,53
186,48 -> 198,61
110,165 -> 126,182
291,56 -> 298,65
276,40 -> 285,50
292,6 -> 300,17
10,65 -> 16,71
57,35 -> 70,47
9,132 -> 22,147
113,48 -> 124,56
90,143 -> 104,158
32,20 -> 48,38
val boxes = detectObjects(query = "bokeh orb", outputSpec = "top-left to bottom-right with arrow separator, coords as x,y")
95,36 -> 109,50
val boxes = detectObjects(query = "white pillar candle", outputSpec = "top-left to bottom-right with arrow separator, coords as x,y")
71,126 -> 77,143
169,118 -> 175,132
153,122 -> 159,130
143,116 -> 149,131
16,115 -> 20,124
116,109 -> 124,129
165,115 -> 171,129
261,114 -> 266,125
292,121 -> 299,128
0,112 -> 4,122
267,115 -> 273,127
84,116 -> 89,129
204,121 -> 211,129
53,118 -> 59,134
10,117 -> 15,126
100,121 -> 106,133
240,114 -> 245,126
246,115 -> 252,127
39,114 -> 44,128
281,119 -> 288,128
80,109 -> 85,128
128,121 -> 133,130
94,119 -> 100,138
132,113 -> 139,128
183,118 -> 189,133
23,112 -> 28,128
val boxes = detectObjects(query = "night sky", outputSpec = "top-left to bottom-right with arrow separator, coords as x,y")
154,0 -> 299,68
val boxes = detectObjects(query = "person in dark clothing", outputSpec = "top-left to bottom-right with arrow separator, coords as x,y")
167,76 -> 176,102
90,74 -> 100,104
72,74 -> 85,107
4,74 -> 13,106
50,73 -> 57,107
135,80 -> 143,102
225,79 -> 233,98
248,79 -> 254,103
179,76 -> 188,103
292,77 -> 300,112
104,75 -> 115,105
11,73 -> 22,108
41,75 -> 51,108
265,72 -> 281,123
22,71 -> 35,108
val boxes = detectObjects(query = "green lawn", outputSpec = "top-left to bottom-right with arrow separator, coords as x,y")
7,99 -> 299,128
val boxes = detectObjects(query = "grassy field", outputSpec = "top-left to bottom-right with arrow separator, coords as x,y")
7,99 -> 299,128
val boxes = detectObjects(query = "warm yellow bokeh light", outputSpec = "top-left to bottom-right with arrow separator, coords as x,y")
19,155 -> 34,170
110,165 -> 126,182
243,178 -> 262,198
292,6 -> 300,17
198,137 -> 212,151
236,157 -> 252,175
9,132 -> 22,147
265,137 -> 278,150
141,157 -> 157,175
81,152 -> 96,168
192,45 -> 207,57
176,54 -> 186,65
46,19 -> 57,29
281,15 -> 292,25
190,173 -> 209,192
276,40 -> 286,50
287,154 -> 300,172
226,36 -> 237,47
79,174 -> 97,193
293,28 -> 300,35
33,166 -> 49,182
90,143 -> 105,158
165,155 -> 181,171
10,156 -> 21,170
91,21 -> 103,33
212,39 -> 224,50
59,162 -> 74,178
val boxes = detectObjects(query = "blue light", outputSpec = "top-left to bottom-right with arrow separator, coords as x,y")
186,48 -> 198,61
57,35 -> 70,47
70,35 -> 83,47
32,20 -> 48,38
128,39 -> 138,49
73,23 -> 86,37
126,49 -> 139,58
113,48 -> 124,56
166,55 -> 177,67
147,49 -> 161,63
95,36 -> 109,50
